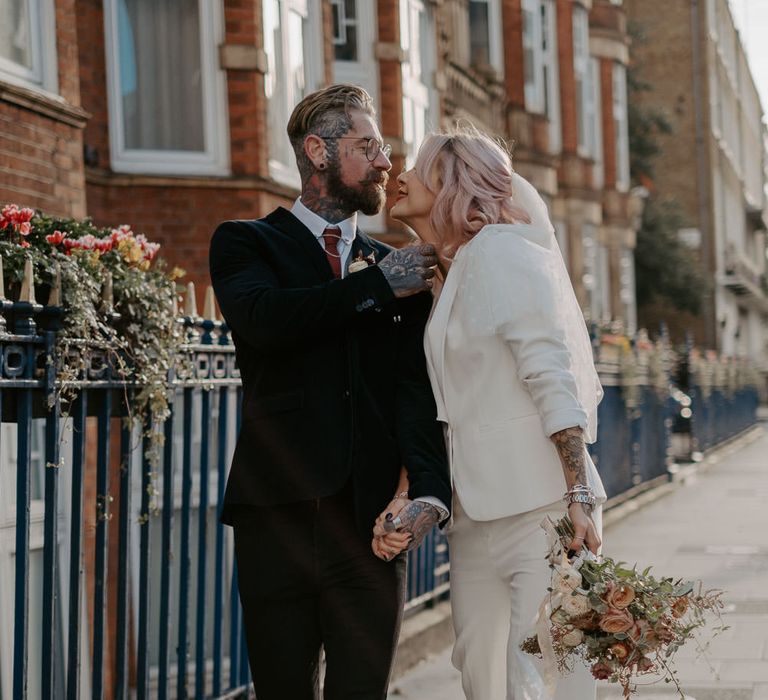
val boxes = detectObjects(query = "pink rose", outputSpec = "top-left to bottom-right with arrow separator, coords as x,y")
609,642 -> 630,661
599,607 -> 634,634
604,582 -> 636,609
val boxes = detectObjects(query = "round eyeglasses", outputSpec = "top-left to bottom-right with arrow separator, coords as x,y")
317,136 -> 392,162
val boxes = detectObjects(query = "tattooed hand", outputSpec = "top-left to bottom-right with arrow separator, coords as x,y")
378,244 -> 438,298
551,425 -> 601,555
374,501 -> 439,551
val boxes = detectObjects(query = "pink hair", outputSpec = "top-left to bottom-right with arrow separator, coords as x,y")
414,126 -> 531,256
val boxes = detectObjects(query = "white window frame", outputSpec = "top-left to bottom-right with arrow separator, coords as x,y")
263,0 -> 324,188
590,57 -> 603,186
331,0 -> 357,60
612,62 -> 630,191
103,0 -> 230,176
0,0 -> 58,94
541,0 -> 561,153
401,0 -> 437,167
581,224 -> 610,323
619,247 -> 637,334
468,0 -> 504,75
572,5 -> 592,157
522,0 -> 544,113
333,0 -> 378,102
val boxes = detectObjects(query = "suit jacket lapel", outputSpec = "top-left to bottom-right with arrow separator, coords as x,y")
425,253 -> 466,423
266,207 -> 333,280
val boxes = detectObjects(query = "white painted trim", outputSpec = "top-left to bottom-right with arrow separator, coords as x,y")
103,0 -> 230,176
0,0 -> 58,94
542,0 -> 561,154
265,0 -> 324,189
522,0 -> 543,114
333,0 -> 379,100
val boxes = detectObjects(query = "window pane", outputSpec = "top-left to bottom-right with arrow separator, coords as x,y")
0,0 -> 33,69
118,0 -> 205,151
469,1 -> 490,67
332,0 -> 357,61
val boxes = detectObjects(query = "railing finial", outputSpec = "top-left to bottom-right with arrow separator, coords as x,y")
184,281 -> 198,317
48,262 -> 62,307
101,270 -> 113,312
203,285 -> 217,322
20,257 -> 36,304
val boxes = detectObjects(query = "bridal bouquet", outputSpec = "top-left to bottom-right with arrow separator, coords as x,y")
521,516 -> 725,698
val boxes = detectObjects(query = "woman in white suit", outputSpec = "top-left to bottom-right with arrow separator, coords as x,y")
374,127 -> 606,699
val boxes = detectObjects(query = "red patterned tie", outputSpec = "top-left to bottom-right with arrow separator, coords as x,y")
322,226 -> 342,279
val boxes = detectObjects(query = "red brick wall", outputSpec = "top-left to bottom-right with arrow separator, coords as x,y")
77,0 -> 111,170
224,0 -> 268,177
502,0 -> 526,108
76,0 -> 312,304
0,0 -> 87,217
0,102 -> 86,217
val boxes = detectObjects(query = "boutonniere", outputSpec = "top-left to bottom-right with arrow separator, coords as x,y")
348,250 -> 377,273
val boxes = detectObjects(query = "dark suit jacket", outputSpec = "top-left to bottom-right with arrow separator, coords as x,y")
209,207 -> 451,534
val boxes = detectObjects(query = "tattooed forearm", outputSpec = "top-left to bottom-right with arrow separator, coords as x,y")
551,426 -> 587,485
382,501 -> 439,550
379,244 -> 437,298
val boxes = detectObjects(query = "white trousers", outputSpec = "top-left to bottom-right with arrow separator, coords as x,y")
447,499 -> 602,700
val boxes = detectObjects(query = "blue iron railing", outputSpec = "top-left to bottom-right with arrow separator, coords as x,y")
0,279 -> 450,699
1,274 -> 758,698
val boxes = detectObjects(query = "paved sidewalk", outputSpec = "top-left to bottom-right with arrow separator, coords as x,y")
390,425 -> 768,699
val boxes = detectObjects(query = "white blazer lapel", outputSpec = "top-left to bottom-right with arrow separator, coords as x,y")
424,253 -> 466,422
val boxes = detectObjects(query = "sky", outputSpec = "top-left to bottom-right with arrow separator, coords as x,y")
729,0 -> 768,119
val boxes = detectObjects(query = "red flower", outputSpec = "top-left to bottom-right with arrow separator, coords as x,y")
1,204 -> 34,236
591,661 -> 613,680
20,239 -> 30,248
46,230 -> 68,245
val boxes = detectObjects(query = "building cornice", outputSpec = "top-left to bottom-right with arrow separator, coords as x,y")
85,168 -> 299,199
589,32 -> 629,64
0,79 -> 90,128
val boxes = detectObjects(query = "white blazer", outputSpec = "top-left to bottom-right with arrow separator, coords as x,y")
425,224 -> 605,522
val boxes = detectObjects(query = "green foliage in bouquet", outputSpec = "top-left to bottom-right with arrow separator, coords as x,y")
522,516 -> 726,698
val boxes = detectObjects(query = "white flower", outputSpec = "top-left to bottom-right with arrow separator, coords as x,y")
560,592 -> 590,617
348,260 -> 369,273
553,565 -> 582,594
561,629 -> 584,648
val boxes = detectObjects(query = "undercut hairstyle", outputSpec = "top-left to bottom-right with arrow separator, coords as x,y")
287,84 -> 377,180
414,125 -> 531,257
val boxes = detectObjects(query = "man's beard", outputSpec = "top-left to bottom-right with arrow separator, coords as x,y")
327,163 -> 388,216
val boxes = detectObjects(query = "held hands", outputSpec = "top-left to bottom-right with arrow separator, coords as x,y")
566,501 -> 601,555
371,496 -> 440,561
378,244 -> 438,298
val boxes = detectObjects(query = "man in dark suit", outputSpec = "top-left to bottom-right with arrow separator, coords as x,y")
209,84 -> 451,699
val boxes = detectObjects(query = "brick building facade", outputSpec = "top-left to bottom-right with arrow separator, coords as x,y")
1,0 -> 638,327
625,0 -> 768,363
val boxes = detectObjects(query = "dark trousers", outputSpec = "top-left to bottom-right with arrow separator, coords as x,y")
232,484 -> 407,700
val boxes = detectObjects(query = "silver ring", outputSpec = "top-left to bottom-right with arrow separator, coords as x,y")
573,536 -> 584,541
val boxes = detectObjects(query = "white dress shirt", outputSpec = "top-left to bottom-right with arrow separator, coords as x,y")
291,198 -> 449,523
291,198 -> 357,277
